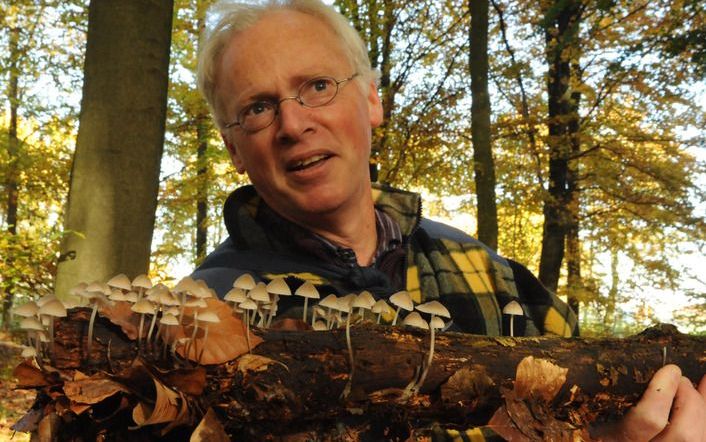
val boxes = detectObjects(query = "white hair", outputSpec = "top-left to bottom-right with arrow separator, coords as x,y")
197,0 -> 376,130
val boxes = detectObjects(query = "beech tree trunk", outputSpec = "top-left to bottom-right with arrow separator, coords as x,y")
18,310 -> 705,441
55,0 -> 174,298
470,0 -> 498,251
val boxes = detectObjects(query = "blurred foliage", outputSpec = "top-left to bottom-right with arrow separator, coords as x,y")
1,0 -> 704,334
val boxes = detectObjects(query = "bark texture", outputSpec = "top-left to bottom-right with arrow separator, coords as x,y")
55,0 -> 174,298
16,309 -> 706,441
470,0 -> 498,251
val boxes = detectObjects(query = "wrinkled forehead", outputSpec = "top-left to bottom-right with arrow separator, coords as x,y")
214,10 -> 354,108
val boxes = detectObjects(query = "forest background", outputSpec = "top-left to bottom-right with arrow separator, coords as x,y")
1,0 -> 705,337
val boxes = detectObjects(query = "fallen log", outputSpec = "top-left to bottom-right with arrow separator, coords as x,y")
11,308 -> 706,441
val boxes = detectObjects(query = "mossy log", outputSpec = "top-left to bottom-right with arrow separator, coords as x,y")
14,310 -> 706,441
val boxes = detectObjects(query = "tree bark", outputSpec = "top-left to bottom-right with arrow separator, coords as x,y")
470,0 -> 498,251
18,309 -> 706,441
2,27 -> 21,330
538,0 -> 583,293
55,0 -> 174,298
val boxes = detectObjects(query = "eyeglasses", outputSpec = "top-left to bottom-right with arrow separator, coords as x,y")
224,73 -> 359,133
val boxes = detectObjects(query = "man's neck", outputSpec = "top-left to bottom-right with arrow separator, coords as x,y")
305,200 -> 378,266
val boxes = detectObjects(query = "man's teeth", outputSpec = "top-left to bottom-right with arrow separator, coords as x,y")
294,154 -> 328,168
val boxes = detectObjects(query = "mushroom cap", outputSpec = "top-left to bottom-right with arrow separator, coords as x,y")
36,294 -> 58,307
109,289 -> 127,302
158,290 -> 179,306
295,281 -> 320,299
20,317 -> 45,331
502,300 -> 523,316
131,299 -> 156,315
160,313 -> 179,326
191,280 -> 213,299
68,282 -> 88,297
352,292 -> 375,310
132,274 -> 153,290
164,306 -> 180,316
239,299 -> 258,311
174,276 -> 198,294
224,288 -> 248,304
389,291 -> 414,311
146,283 -> 170,299
371,299 -> 392,315
430,316 -> 446,330
13,302 -> 39,318
318,294 -> 339,309
184,298 -> 208,309
402,312 -> 428,330
248,282 -> 271,303
416,300 -> 451,318
266,277 -> 291,296
38,299 -> 67,318
233,273 -> 257,290
198,311 -> 221,324
124,291 -> 139,303
356,291 -> 376,308
337,293 -> 357,312
312,320 -> 327,331
107,273 -> 132,291
21,346 -> 37,358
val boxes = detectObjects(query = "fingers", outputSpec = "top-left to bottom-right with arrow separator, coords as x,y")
617,364 -> 681,441
652,376 -> 706,442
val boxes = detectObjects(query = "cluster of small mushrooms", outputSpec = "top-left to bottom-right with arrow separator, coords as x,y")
14,272 -> 525,400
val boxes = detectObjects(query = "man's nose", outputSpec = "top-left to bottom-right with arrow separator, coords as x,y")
275,97 -> 311,142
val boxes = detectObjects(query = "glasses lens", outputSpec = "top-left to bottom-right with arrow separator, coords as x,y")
240,101 -> 275,131
299,77 -> 338,107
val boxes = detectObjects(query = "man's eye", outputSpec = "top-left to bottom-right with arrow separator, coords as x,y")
309,78 -> 332,93
243,102 -> 270,117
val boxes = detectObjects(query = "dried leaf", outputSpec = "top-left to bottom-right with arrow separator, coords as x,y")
64,375 -> 127,404
132,377 -> 182,427
190,408 -> 230,442
159,367 -> 207,396
514,356 -> 568,402
101,301 -> 141,340
441,366 -> 495,410
236,354 -> 288,374
164,298 -> 262,364
37,412 -> 61,442
11,408 -> 43,433
13,360 -> 58,388
487,404 -> 529,441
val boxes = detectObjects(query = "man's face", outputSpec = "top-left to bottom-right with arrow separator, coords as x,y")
216,10 -> 383,226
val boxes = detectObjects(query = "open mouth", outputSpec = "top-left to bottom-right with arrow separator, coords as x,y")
287,154 -> 332,172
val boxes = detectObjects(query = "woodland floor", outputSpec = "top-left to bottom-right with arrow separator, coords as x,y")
0,332 -> 33,442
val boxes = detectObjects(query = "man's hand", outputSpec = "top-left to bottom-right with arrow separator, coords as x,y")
595,364 -> 706,441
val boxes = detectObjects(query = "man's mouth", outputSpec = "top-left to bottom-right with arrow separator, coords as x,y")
288,154 -> 332,172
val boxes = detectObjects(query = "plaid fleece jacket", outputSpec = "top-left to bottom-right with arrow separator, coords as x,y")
194,184 -> 578,338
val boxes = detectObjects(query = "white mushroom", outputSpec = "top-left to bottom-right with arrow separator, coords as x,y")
502,300 -> 523,337
248,282 -> 271,327
295,282 -> 320,322
196,311 -> 221,364
232,273 -> 256,291
239,299 -> 258,353
132,299 -> 156,352
389,291 -> 414,325
38,299 -> 67,357
341,292 -> 375,399
265,277 -> 291,327
410,301 -> 451,397
318,294 -> 339,329
107,273 -> 132,292
372,299 -> 393,324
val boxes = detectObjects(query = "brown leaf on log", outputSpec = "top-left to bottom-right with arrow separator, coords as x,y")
11,311 -> 706,441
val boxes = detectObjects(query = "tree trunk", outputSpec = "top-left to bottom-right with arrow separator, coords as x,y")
565,71 -> 582,317
538,0 -> 582,293
469,0 -> 498,251
604,248 -> 619,333
55,0 -> 174,298
2,27 -> 21,329
15,309 -> 705,441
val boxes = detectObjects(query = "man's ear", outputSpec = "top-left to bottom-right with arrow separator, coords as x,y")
367,80 -> 384,129
221,133 -> 246,174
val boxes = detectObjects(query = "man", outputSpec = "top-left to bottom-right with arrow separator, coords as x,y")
192,0 -> 706,439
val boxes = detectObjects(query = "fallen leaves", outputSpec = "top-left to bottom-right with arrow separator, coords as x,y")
190,408 -> 230,442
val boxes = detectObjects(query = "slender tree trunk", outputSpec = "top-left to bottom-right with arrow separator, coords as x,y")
469,0 -> 498,250
604,248 -> 619,333
55,0 -> 174,298
565,70 -> 582,316
2,27 -> 21,329
195,115 -> 209,263
538,0 -> 582,292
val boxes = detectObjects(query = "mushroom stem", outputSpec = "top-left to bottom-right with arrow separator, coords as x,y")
245,310 -> 252,354
302,298 -> 309,322
341,306 -> 355,399
198,326 -> 209,365
412,315 -> 437,397
137,313 -> 146,353
392,306 -> 401,325
146,309 -> 159,348
87,303 -> 99,359
510,316 -> 515,337
266,294 -> 279,328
